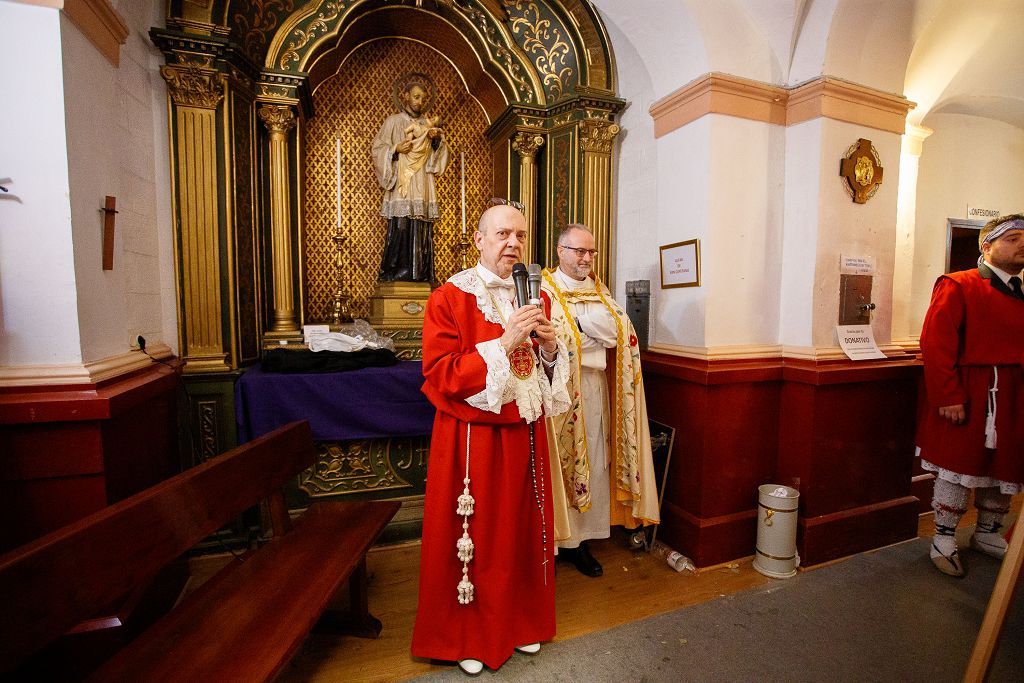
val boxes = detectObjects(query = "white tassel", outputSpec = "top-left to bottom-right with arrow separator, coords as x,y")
985,366 -> 998,449
457,571 -> 475,604
457,533 -> 475,562
456,488 -> 475,516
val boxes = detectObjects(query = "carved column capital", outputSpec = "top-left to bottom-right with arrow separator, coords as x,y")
512,131 -> 545,159
258,104 -> 298,134
160,63 -> 225,109
579,119 -> 620,154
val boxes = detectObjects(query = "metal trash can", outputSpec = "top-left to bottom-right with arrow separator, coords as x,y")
753,484 -> 800,578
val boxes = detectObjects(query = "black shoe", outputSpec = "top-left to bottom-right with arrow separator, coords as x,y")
561,543 -> 603,577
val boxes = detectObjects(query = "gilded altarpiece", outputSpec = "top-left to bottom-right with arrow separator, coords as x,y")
303,39 -> 493,323
155,1 -> 623,525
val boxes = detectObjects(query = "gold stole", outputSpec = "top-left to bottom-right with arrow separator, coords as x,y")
542,269 -> 652,523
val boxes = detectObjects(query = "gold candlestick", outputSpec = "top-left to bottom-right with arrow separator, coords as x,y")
331,229 -> 353,326
452,234 -> 473,270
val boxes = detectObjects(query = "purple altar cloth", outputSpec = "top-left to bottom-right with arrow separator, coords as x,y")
235,360 -> 435,442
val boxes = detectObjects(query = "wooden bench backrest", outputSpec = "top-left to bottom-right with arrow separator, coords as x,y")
0,420 -> 315,671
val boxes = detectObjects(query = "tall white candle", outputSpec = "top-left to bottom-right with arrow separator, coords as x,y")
336,137 -> 342,228
460,151 -> 466,234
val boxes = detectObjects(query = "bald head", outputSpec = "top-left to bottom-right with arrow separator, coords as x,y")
475,204 -> 527,278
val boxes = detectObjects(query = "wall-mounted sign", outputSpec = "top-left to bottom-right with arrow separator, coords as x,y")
659,239 -> 700,288
967,206 -> 1000,221
840,255 -> 875,276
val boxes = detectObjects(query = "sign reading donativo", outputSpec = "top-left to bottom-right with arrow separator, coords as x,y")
836,324 -> 886,360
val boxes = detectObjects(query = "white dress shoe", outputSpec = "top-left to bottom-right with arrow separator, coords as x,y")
458,659 -> 484,676
971,531 -> 1008,559
515,642 -> 540,654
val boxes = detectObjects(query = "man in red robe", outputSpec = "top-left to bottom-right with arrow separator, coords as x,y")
917,213 -> 1024,577
411,203 -> 570,674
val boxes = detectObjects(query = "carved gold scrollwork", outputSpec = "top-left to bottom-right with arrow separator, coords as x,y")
279,1 -> 349,70
300,440 -> 413,496
507,0 -> 573,101
197,400 -> 218,463
451,1 -> 534,103
578,119 -> 620,154
512,131 -> 545,159
257,104 -> 297,133
161,64 -> 225,109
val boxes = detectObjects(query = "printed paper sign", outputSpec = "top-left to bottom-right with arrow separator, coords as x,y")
840,255 -> 875,276
836,325 -> 886,360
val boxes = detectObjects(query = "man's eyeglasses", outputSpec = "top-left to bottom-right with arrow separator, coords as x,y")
489,197 -> 525,212
558,245 -> 598,258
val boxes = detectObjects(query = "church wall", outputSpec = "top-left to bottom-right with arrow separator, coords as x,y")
60,0 -> 170,364
591,0 -> 708,101
704,114 -> 785,347
601,11 -> 657,305
650,119 -> 710,348
778,119 -> 822,349
910,113 -> 1024,336
0,3 -> 82,366
811,120 -> 901,349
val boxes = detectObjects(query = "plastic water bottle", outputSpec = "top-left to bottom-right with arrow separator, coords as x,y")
650,540 -> 694,572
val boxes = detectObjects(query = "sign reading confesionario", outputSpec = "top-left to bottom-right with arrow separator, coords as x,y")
967,206 -> 1000,221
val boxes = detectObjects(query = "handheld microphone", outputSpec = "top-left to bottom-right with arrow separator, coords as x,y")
511,263 -> 530,309
527,263 -> 542,308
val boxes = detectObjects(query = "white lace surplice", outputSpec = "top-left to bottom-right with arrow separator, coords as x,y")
449,267 -> 570,423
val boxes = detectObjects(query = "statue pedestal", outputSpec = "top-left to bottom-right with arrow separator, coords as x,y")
368,281 -> 431,359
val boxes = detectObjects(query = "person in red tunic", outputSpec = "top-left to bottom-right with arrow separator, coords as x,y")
411,203 -> 570,674
917,213 -> 1024,577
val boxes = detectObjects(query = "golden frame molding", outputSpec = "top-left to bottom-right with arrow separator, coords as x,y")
62,0 -> 128,67
650,73 -> 914,138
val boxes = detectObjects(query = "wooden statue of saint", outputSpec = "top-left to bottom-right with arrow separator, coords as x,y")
371,74 -> 450,282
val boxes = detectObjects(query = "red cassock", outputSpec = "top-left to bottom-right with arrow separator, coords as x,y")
916,268 -> 1024,482
411,283 -> 555,669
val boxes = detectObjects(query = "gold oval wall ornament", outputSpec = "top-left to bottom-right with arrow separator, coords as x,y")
839,138 -> 884,204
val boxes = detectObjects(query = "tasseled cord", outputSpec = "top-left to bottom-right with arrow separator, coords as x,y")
985,366 -> 998,449
456,424 -> 476,605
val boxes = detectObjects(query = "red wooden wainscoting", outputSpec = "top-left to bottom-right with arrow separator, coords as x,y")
641,351 -> 923,568
0,364 -> 180,553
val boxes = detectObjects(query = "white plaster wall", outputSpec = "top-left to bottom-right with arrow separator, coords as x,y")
779,119 -> 822,348
911,113 -> 1024,335
684,0 -> 780,83
650,120 -> 710,348
591,0 -> 707,101
822,0 -> 915,94
813,121 -> 901,348
0,3 -> 82,366
705,115 -> 785,346
61,0 -> 170,363
601,9 -> 657,303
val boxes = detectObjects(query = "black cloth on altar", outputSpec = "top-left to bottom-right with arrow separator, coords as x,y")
261,347 -> 398,373
379,216 -> 434,282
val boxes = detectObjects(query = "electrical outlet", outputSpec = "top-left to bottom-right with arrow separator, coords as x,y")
137,335 -> 147,352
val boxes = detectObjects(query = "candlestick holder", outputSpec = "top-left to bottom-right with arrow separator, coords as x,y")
331,228 -> 353,326
452,234 -> 473,270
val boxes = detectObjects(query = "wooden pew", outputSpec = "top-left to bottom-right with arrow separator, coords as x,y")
0,420 -> 400,681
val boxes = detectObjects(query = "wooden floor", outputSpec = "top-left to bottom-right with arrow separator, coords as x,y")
185,499 -> 1015,683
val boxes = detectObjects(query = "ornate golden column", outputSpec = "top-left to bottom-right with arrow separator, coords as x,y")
258,104 -> 299,334
579,119 -> 620,284
511,131 -> 545,262
161,59 -> 230,373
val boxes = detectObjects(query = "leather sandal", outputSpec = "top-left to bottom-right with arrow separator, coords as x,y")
930,543 -> 966,578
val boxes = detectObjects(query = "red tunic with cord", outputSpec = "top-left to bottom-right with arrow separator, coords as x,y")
916,268 -> 1024,482
411,282 -> 556,670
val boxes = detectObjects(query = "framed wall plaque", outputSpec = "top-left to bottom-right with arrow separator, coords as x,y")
659,238 -> 701,288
